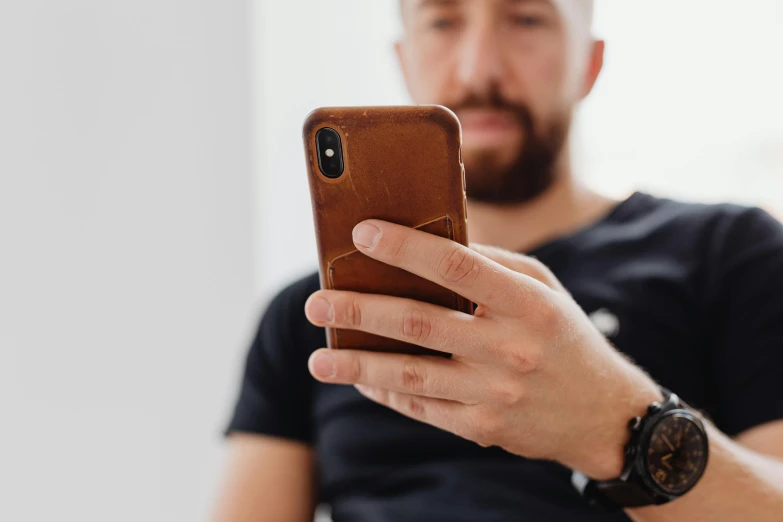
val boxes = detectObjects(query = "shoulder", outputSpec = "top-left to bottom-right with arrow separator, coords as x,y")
628,194 -> 783,300
615,192 -> 783,250
618,192 -> 774,226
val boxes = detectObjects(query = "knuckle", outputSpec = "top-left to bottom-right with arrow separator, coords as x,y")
344,355 -> 365,382
505,347 -> 543,375
404,395 -> 426,417
402,308 -> 434,344
400,358 -> 428,394
340,297 -> 363,328
388,390 -> 426,418
389,234 -> 414,262
437,245 -> 480,286
490,378 -> 526,406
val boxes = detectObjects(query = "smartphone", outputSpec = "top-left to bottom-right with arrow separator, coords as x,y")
303,105 -> 472,355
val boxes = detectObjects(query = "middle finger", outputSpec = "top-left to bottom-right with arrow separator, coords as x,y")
305,289 -> 498,359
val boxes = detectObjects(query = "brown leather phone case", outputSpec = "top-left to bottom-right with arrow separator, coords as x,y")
303,105 -> 472,355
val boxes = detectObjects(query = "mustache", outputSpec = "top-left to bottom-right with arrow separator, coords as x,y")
446,90 -> 535,130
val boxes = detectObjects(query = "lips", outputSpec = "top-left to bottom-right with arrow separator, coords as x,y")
457,109 -> 520,148
457,109 -> 518,132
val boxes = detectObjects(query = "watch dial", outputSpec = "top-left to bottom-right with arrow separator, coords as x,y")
646,413 -> 708,495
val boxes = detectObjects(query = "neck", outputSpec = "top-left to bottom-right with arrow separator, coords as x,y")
466,165 -> 618,253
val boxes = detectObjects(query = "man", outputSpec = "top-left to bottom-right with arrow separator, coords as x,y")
213,1 -> 783,520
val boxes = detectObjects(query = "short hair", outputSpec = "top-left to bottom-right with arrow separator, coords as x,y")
400,0 -> 595,33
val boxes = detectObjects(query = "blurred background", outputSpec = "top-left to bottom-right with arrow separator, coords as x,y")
0,1 -> 781,521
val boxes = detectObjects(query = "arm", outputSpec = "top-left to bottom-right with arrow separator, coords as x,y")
627,421 -> 783,522
627,208 -> 783,519
211,434 -> 315,522
215,277 -> 320,521
297,218 -> 783,521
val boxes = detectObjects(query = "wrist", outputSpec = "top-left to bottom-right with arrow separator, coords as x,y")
574,373 -> 663,480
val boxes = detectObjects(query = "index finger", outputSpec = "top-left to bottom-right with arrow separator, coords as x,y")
351,220 -> 542,313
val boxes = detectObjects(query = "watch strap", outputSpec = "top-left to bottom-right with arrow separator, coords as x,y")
572,471 -> 662,511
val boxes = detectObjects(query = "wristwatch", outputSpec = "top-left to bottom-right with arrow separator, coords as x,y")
572,388 -> 709,511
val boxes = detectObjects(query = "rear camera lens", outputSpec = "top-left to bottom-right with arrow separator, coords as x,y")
316,128 -> 344,178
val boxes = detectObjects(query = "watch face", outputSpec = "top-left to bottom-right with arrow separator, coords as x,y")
645,412 -> 708,495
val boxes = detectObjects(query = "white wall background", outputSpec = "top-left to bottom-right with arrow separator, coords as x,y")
0,1 -> 256,521
578,1 -> 783,208
1,1 -> 782,521
254,1 -> 408,300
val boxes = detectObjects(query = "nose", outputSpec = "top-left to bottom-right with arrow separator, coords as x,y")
456,20 -> 504,97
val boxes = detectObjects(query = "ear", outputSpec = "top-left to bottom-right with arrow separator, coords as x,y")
580,39 -> 605,99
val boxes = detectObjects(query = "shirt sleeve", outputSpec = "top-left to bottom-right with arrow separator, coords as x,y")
224,276 -> 318,444
709,207 -> 783,436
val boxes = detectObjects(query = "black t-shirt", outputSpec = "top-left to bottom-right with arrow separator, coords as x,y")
226,192 -> 783,522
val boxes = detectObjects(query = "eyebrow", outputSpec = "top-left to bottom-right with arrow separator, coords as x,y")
416,0 -> 459,10
416,0 -> 555,10
506,0 -> 556,8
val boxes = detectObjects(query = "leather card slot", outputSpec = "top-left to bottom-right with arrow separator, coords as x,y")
327,215 -> 461,354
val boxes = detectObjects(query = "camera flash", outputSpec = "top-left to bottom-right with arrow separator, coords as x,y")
325,149 -> 335,158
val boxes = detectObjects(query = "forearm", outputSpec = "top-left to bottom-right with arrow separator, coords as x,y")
212,435 -> 316,522
626,425 -> 783,522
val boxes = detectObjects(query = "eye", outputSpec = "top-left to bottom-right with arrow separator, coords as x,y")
430,17 -> 458,31
511,14 -> 544,28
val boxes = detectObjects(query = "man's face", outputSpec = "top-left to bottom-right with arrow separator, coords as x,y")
397,0 -> 597,203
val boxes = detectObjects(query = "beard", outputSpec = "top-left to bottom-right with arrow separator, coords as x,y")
446,89 -> 570,205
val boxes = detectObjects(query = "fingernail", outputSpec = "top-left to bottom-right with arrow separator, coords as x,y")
355,384 -> 372,396
310,352 -> 336,379
352,222 -> 382,249
308,297 -> 334,323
